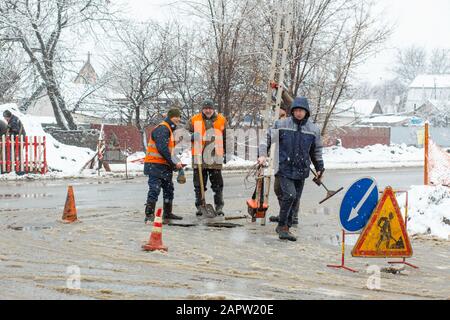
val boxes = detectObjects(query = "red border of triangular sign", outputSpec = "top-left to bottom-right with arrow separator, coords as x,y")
352,186 -> 413,258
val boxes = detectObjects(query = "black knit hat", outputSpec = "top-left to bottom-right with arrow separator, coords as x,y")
167,108 -> 181,119
3,110 -> 12,118
202,99 -> 215,109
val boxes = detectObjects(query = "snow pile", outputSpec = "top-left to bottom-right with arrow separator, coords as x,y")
0,104 -> 95,176
398,185 -> 450,240
120,144 -> 423,173
323,144 -> 423,169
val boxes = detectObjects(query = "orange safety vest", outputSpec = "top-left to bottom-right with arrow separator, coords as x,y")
191,113 -> 226,157
144,121 -> 174,165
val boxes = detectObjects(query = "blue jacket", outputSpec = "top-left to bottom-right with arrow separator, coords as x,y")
6,115 -> 26,136
260,116 -> 324,180
144,117 -> 180,178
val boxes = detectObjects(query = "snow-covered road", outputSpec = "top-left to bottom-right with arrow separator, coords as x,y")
0,168 -> 449,299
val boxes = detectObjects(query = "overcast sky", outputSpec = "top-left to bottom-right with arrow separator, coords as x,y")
116,0 -> 450,84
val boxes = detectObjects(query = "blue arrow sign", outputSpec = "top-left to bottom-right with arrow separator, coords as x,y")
340,177 -> 379,232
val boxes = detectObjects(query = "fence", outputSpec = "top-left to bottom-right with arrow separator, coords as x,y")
0,135 -> 48,174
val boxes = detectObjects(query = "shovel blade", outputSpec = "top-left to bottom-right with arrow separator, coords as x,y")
200,204 -> 217,218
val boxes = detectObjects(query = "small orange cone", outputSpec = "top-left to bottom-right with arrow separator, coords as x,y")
61,186 -> 80,224
142,208 -> 168,252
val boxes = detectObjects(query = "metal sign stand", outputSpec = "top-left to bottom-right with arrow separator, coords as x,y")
327,229 -> 359,273
387,190 -> 419,269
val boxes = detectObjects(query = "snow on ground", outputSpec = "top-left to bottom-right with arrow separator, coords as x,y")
0,104 -> 95,178
323,144 -> 423,169
120,143 -> 423,173
398,185 -> 450,240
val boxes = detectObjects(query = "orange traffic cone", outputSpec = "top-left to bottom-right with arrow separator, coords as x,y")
142,208 -> 168,252
61,186 -> 80,224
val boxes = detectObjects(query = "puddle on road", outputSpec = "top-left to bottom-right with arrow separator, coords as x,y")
0,193 -> 51,199
7,225 -> 53,231
204,222 -> 243,228
0,208 -> 20,212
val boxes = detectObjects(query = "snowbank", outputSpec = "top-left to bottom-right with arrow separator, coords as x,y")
398,185 -> 450,240
323,144 -> 423,169
0,104 -> 95,177
124,143 -> 423,172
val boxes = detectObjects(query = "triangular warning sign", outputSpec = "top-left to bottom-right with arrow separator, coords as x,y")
352,186 -> 413,258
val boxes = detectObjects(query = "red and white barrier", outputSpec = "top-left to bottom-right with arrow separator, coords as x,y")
0,135 -> 48,174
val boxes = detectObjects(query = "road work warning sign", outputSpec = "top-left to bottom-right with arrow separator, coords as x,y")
352,186 -> 413,258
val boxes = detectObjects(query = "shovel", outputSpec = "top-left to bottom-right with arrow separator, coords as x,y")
310,168 -> 344,204
197,159 -> 217,218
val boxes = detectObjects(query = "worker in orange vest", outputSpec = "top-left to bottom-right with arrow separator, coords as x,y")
186,99 -> 228,216
144,108 -> 184,224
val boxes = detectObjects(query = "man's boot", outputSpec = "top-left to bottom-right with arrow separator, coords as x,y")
214,192 -> 225,216
269,215 -> 280,223
163,201 -> 183,224
195,205 -> 203,216
195,191 -> 203,216
292,214 -> 299,228
144,202 -> 156,225
278,226 -> 297,242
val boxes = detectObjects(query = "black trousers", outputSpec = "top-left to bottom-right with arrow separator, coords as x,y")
193,168 -> 224,206
274,176 -> 299,221
278,176 -> 305,228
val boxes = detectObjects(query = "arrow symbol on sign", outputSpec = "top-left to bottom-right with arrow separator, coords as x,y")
348,182 -> 376,222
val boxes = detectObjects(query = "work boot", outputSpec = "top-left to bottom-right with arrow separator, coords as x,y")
214,192 -> 225,216
292,217 -> 299,228
195,204 -> 202,216
215,204 -> 224,216
144,202 -> 156,225
269,215 -> 279,223
275,225 -> 282,234
278,226 -> 297,242
163,201 -> 183,224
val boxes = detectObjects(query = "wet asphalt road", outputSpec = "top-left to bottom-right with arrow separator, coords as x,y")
1,167 -> 449,300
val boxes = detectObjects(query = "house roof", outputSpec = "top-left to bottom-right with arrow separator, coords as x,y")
409,74 -> 450,89
359,115 -> 409,125
335,99 -> 381,117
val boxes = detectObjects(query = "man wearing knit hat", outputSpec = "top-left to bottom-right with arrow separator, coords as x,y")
258,96 -> 324,241
186,99 -> 228,217
3,110 -> 26,137
143,108 -> 184,224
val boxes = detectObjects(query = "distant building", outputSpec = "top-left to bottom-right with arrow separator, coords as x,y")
405,74 -> 450,114
333,99 -> 383,127
357,115 -> 411,127
73,52 -> 98,85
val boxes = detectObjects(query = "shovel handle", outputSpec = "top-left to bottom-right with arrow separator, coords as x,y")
197,157 -> 207,205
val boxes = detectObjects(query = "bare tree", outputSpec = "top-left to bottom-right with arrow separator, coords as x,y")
0,0 -> 112,130
162,22 -> 207,120
0,42 -> 21,102
393,45 -> 427,86
318,2 -> 391,135
429,48 -> 450,74
105,21 -> 168,150
183,0 -> 263,123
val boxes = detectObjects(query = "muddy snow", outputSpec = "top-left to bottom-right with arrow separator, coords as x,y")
1,168 -> 449,300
